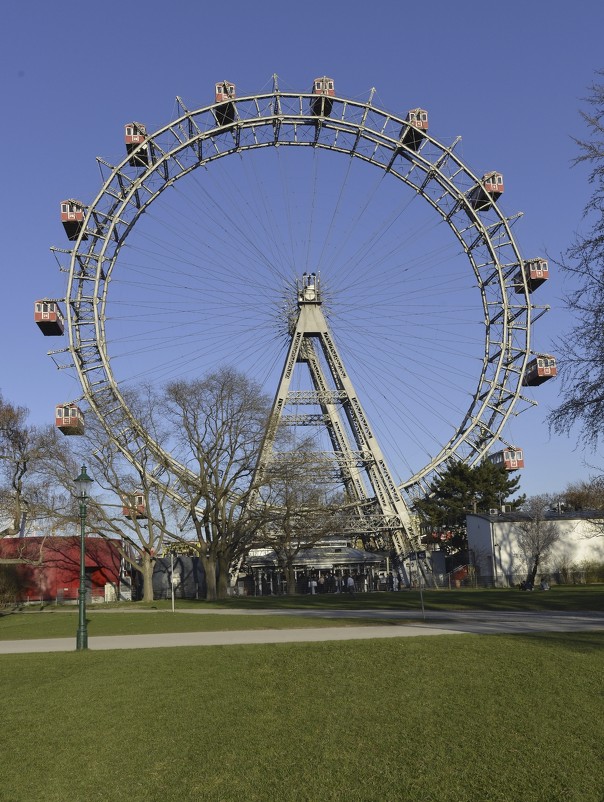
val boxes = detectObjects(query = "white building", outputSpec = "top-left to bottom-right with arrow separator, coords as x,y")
466,512 -> 604,586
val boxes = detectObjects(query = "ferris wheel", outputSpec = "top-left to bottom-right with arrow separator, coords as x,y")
40,75 -> 554,523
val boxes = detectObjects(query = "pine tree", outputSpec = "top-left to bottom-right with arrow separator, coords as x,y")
415,460 -> 524,551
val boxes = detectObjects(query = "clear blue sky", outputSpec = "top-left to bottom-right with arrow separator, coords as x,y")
2,0 -> 603,500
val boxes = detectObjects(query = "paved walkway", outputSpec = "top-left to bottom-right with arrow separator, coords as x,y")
1,609 -> 602,654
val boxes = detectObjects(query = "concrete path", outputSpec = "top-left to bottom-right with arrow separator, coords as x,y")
1,609 -> 602,654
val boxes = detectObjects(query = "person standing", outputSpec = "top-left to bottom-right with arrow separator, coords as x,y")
346,574 -> 356,598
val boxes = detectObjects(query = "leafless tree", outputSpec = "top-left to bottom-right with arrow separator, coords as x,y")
549,72 -> 604,450
558,477 -> 604,540
36,402 -> 181,603
163,368 -> 272,600
0,395 -> 56,566
515,496 -> 561,586
562,476 -> 604,512
259,447 -> 345,595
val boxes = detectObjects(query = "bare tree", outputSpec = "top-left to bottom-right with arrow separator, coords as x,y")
0,395 -> 40,538
0,395 -> 58,568
515,496 -> 561,586
549,71 -> 604,449
163,368 -> 271,600
559,477 -> 604,541
36,408 -> 181,603
259,447 -> 345,595
563,476 -> 604,512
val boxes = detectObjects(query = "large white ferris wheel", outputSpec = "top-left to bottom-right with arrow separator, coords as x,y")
39,75 -> 555,563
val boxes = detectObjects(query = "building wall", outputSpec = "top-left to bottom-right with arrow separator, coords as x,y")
150,556 -> 203,600
467,515 -> 604,585
0,536 -> 122,602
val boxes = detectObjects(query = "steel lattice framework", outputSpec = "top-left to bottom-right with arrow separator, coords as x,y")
49,78 -> 545,509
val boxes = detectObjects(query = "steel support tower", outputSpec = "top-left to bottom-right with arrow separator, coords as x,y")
255,273 -> 430,582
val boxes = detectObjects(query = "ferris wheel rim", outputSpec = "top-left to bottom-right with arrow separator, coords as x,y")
60,85 -> 534,499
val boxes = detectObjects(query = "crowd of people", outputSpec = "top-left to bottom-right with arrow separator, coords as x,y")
250,569 -> 409,596
305,570 -> 403,595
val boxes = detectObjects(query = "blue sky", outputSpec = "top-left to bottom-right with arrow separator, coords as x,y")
2,0 -> 604,500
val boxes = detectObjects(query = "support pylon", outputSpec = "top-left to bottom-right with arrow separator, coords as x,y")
254,273 -> 432,583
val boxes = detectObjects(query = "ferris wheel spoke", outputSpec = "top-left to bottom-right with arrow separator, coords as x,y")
53,80 -> 539,505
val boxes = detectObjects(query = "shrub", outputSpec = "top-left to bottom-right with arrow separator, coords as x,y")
580,560 -> 604,583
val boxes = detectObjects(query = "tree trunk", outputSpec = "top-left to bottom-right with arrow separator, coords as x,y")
200,553 -> 217,601
141,554 -> 155,602
286,562 -> 297,596
216,553 -> 231,599
528,555 -> 540,587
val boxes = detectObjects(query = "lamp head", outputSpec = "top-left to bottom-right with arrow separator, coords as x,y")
74,465 -> 94,499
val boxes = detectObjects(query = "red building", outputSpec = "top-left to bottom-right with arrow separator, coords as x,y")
0,536 -> 124,603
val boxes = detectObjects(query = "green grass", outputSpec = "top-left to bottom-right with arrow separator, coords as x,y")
0,610 -> 396,640
1,632 -> 602,802
216,585 -> 604,611
1,586 -> 601,641
149,583 -> 604,611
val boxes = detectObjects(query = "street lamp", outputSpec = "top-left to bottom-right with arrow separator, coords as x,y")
74,465 -> 94,650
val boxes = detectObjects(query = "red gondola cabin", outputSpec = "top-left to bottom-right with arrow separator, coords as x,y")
311,76 -> 335,117
215,81 -> 236,104
55,403 -> 84,436
467,172 -> 504,211
488,447 -> 524,471
125,122 -> 149,166
122,492 -> 147,519
522,355 -> 557,386
60,200 -> 88,241
399,108 -> 428,151
214,81 -> 236,127
513,258 -> 549,294
34,300 -> 64,336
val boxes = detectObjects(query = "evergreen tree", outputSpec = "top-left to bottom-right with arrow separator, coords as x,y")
415,460 -> 524,551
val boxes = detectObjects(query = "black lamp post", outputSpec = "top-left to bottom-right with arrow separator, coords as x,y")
74,465 -> 94,650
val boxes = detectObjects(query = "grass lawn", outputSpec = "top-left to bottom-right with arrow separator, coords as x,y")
1,585 -> 602,641
0,586 -> 601,641
0,610 -> 397,640
0,631 -> 602,802
206,584 -> 604,612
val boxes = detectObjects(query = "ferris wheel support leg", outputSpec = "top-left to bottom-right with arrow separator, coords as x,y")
228,556 -> 244,594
